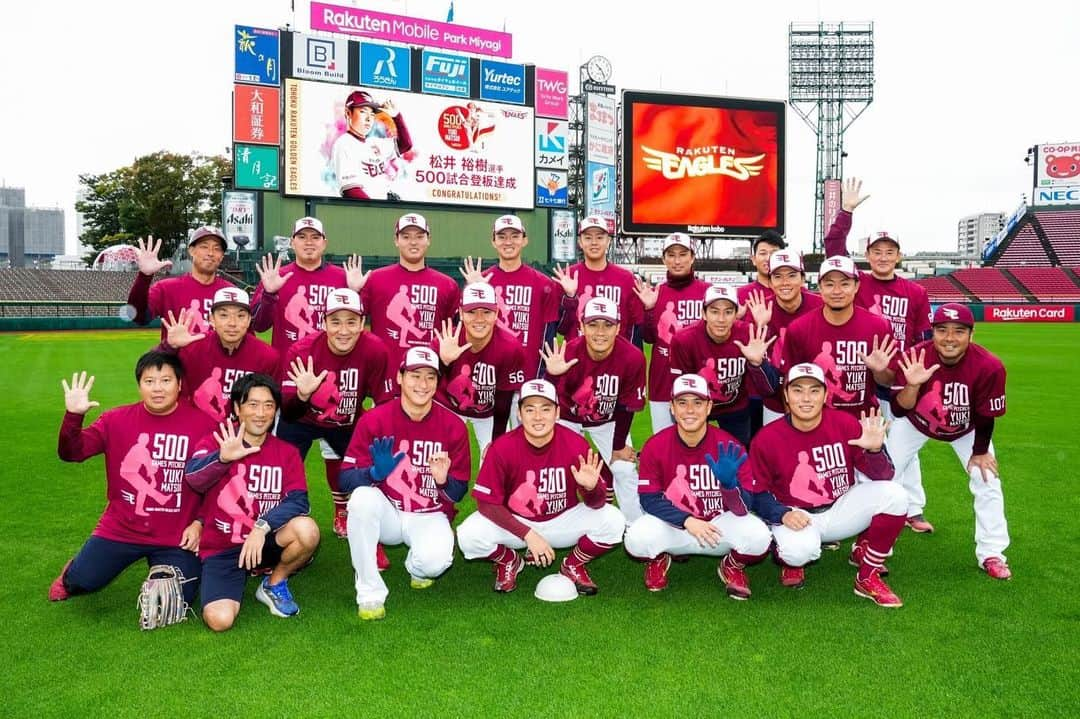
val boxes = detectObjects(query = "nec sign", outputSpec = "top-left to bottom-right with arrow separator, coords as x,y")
479,59 -> 526,105
1035,188 -> 1080,205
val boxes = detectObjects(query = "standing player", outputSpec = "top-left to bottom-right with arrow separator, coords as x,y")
339,347 -> 471,621
887,304 -> 1011,579
360,213 -> 461,394
542,298 -> 646,520
127,228 -> 234,340
49,352 -> 214,608
278,289 -> 390,538
185,374 -> 320,631
736,229 -> 787,306
633,233 -> 710,432
668,284 -> 778,445
624,375 -> 772,598
433,283 -> 525,454
158,288 -> 280,422
331,90 -> 413,201
553,215 -> 644,343
457,380 -> 626,595
746,363 -> 909,607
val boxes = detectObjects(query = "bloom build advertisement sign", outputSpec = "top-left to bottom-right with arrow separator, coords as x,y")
283,79 -> 534,208
621,90 -> 785,236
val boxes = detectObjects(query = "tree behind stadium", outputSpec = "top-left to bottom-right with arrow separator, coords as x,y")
77,151 -> 231,265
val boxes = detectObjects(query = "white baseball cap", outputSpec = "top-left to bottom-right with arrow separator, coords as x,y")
401,346 -> 440,373
578,215 -> 610,233
519,379 -> 558,405
211,287 -> 250,310
292,216 -> 325,237
534,573 -> 578,602
662,233 -> 693,252
819,255 -> 859,280
582,297 -> 620,323
787,362 -> 826,386
704,284 -> 739,309
325,288 -> 363,317
866,230 -> 900,250
671,373 -> 710,400
493,215 -> 525,234
769,250 -> 804,274
395,213 -> 429,234
461,282 -> 498,311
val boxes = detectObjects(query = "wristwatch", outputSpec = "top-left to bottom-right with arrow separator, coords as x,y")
253,519 -> 271,533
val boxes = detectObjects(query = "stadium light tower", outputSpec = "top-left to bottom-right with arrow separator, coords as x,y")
788,22 -> 874,253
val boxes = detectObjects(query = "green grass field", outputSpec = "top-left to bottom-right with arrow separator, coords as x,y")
3,325 -> 1078,718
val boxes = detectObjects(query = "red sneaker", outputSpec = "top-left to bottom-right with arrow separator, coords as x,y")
48,560 -> 72,602
906,515 -> 935,534
333,508 -> 348,539
644,553 -> 672,592
560,559 -> 599,596
376,543 -> 391,572
718,554 -> 752,600
848,541 -> 889,577
982,557 -> 1012,580
854,570 -> 903,608
780,566 -> 805,589
493,552 -> 525,593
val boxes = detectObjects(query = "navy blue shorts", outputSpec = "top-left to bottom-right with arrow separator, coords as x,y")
275,419 -> 352,459
199,532 -> 284,606
65,535 -> 201,605
711,408 -> 752,448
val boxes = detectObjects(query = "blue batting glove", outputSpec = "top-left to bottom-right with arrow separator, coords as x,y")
704,441 -> 748,490
369,436 -> 406,482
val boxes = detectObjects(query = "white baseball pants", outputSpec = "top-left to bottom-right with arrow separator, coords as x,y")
624,511 -> 772,560
649,401 -> 674,433
457,503 -> 626,560
559,419 -> 642,522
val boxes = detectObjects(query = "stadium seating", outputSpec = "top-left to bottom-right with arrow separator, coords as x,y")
0,268 -> 138,302
1008,267 -> 1080,301
993,225 -> 1051,268
914,276 -> 970,303
1034,210 -> 1080,266
951,268 -> 1026,302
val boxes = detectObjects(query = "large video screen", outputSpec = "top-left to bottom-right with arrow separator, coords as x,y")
284,79 -> 535,208
621,91 -> 785,236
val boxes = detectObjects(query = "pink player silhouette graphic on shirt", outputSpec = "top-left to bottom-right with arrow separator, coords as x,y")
193,367 -> 226,420
387,285 -> 427,348
814,341 -> 857,404
772,327 -> 789,368
663,464 -> 704,515
916,380 -> 962,434
571,375 -> 602,422
509,470 -> 546,516
446,364 -> 478,412
285,285 -> 316,340
310,370 -> 343,423
698,358 -> 737,403
574,285 -> 596,323
491,287 -> 522,339
657,301 -> 680,344
186,299 -> 211,335
217,464 -> 258,543
789,450 -> 833,504
119,433 -> 172,516
869,294 -> 884,316
383,440 -> 434,512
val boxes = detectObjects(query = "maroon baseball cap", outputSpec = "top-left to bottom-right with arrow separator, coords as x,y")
189,226 -> 227,251
461,283 -> 498,311
345,90 -> 380,111
401,346 -> 440,374
931,303 -> 975,328
866,230 -> 901,250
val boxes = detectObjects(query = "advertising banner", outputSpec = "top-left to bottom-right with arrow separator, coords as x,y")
421,49 -> 471,98
291,32 -> 350,84
359,41 -> 412,91
235,26 -> 280,86
222,191 -> 258,251
310,2 -> 512,58
823,179 -> 841,238
586,94 -> 616,165
1035,143 -> 1080,188
283,79 -> 534,208
586,160 -> 616,225
550,210 -> 577,262
983,305 -> 1075,322
234,145 -> 279,191
536,170 -> 568,208
535,68 -> 569,120
233,85 -> 280,145
535,120 -> 568,170
479,59 -> 526,105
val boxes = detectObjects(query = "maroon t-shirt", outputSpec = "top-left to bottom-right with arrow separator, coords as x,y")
280,330 -> 391,428
175,334 -> 281,422
473,424 -> 603,522
57,402 -> 216,546
890,341 -> 1006,441
552,336 -> 646,426
343,401 -> 471,518
669,320 -> 762,414
251,262 -> 348,352
737,279 -> 774,306
638,425 -> 752,520
360,264 -> 461,386
129,272 -> 235,340
485,264 -> 561,380
561,262 -> 644,341
642,278 -> 710,402
763,290 -> 825,413
748,408 -> 892,509
188,434 -> 308,558
780,307 -> 893,416
435,327 -> 524,419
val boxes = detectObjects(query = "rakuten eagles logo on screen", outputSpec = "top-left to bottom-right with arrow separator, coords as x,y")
641,145 -> 766,181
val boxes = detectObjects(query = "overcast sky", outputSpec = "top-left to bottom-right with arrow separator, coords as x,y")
3,0 -> 1078,256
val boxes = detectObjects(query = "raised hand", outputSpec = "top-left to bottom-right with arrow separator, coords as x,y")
287,356 -> 328,402
369,435 -> 406,482
897,347 -> 940,387
745,289 -> 773,328
344,254 -> 370,292
633,275 -> 659,310
435,317 -> 471,365
704,440 -> 748,489
733,322 -> 777,367
860,334 -> 898,373
848,408 -> 889,451
162,308 -> 206,349
135,236 -> 172,276
570,449 -> 603,490
459,256 -> 491,285
214,421 -> 262,463
552,263 -> 579,297
256,253 -> 293,294
540,337 -> 578,376
428,451 -> 451,486
62,371 -> 100,415
841,177 -> 870,213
